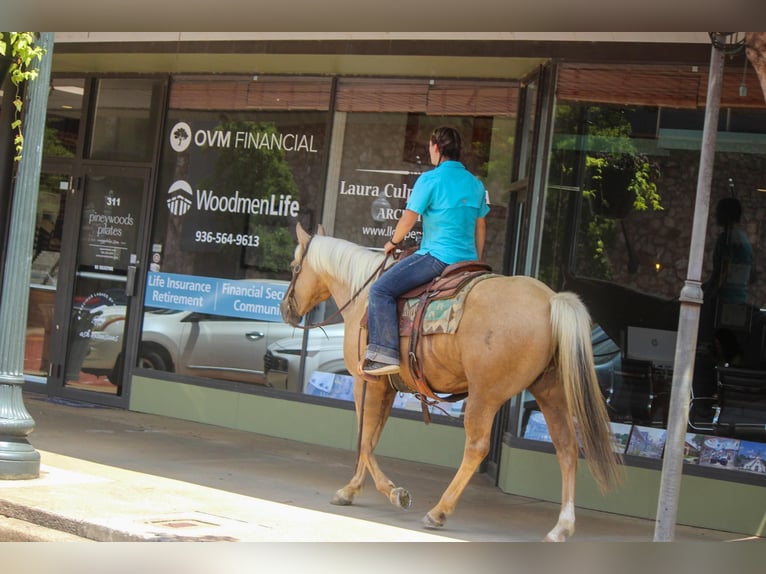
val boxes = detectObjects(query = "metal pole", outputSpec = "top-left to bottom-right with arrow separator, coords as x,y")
0,32 -> 54,479
653,42 -> 725,541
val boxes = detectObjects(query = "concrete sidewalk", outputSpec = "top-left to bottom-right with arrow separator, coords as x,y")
0,391 -> 751,542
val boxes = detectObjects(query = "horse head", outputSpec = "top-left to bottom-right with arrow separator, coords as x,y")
280,222 -> 332,326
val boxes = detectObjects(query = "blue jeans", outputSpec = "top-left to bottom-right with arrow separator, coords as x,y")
365,253 -> 447,364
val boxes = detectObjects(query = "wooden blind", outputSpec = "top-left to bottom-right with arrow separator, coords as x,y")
169,76 -> 333,111
557,67 -> 701,108
427,82 -> 518,116
335,79 -> 429,113
169,80 -> 251,110
336,78 -> 519,116
557,65 -> 766,109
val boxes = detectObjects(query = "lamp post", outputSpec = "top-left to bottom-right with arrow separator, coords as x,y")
0,32 -> 54,479
653,32 -> 744,541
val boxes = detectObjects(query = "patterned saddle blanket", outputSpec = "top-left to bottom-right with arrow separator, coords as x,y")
390,260 -> 494,336
397,271 -> 494,336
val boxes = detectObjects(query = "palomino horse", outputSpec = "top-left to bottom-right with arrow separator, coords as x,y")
281,223 -> 622,542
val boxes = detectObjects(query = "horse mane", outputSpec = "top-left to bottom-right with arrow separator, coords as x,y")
306,235 -> 388,294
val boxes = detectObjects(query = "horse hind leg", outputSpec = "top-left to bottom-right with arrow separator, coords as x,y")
530,375 -> 578,542
422,400 -> 498,529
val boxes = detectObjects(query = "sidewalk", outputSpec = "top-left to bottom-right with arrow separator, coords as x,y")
0,391 -> 751,542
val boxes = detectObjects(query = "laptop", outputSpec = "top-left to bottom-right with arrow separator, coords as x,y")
625,326 -> 677,369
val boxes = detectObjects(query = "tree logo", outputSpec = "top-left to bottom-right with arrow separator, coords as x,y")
169,122 -> 192,152
167,180 -> 193,216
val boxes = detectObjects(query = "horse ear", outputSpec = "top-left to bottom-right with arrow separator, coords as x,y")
296,222 -> 311,246
317,224 -> 326,236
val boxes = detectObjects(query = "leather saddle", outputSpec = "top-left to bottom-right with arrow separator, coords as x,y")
399,260 -> 493,302
362,259 -> 494,418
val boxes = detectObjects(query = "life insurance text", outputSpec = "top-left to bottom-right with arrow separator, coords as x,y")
195,231 -> 261,247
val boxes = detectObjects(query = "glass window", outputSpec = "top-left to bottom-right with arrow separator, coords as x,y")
323,110 -> 516,420
142,77 -> 521,422
331,112 -> 515,274
146,106 -> 331,393
536,94 -> 766,470
727,108 -> 766,133
26,173 -> 71,383
45,78 -> 84,157
88,78 -> 163,162
660,108 -> 707,131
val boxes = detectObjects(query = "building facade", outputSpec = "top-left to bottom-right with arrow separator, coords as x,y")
5,33 -> 766,535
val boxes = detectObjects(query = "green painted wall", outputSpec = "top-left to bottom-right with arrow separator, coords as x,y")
498,443 -> 766,537
129,376 -> 466,468
129,376 -> 765,536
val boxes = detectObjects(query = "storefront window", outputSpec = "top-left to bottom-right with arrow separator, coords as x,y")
145,91 -> 332,393
534,90 -> 766,475
140,76 -> 520,420
331,112 -> 515,278
325,108 -> 516,418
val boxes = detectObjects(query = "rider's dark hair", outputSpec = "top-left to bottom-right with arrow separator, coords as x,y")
716,197 -> 742,226
430,126 -> 462,161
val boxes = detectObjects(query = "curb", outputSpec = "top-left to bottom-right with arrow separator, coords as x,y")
0,515 -> 92,542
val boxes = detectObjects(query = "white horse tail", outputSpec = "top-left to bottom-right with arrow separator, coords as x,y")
550,291 -> 624,493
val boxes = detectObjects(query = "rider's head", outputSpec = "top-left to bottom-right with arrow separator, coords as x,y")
430,126 -> 462,162
715,197 -> 742,226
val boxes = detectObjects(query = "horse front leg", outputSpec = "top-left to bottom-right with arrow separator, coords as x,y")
331,378 -> 411,509
423,402 -> 497,528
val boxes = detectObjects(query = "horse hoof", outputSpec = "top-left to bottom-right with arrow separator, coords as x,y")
390,487 -> 412,510
331,491 -> 354,506
543,527 -> 571,542
422,511 -> 445,529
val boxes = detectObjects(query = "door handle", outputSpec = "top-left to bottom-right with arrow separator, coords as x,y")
125,264 -> 138,296
246,332 -> 265,341
125,253 -> 139,297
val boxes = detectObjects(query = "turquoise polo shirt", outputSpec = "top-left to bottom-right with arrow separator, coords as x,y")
406,160 -> 489,265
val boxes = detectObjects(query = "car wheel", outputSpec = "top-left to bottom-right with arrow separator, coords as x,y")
138,344 -> 171,371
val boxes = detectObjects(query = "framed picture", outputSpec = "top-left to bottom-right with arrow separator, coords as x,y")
610,422 -> 632,454
683,433 -> 708,464
733,440 -> 766,474
626,425 -> 667,459
699,436 -> 741,469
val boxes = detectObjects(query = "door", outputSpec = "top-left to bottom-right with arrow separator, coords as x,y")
25,172 -> 71,385
47,166 -> 151,405
485,67 -> 554,480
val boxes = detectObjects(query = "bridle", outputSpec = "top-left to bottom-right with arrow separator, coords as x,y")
284,234 -> 390,330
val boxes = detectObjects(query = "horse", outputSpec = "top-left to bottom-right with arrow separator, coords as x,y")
280,223 -> 623,542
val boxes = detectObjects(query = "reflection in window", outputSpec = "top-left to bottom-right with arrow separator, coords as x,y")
333,112 -> 515,274
535,98 -> 766,466
45,78 -> 84,157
